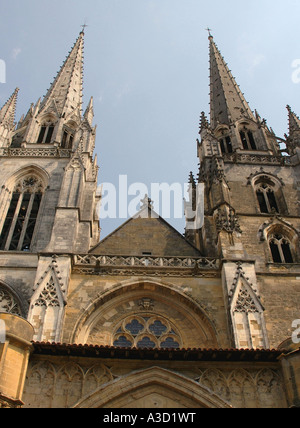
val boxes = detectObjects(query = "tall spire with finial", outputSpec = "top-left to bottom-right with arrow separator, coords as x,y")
208,32 -> 255,129
0,87 -> 19,129
39,30 -> 84,118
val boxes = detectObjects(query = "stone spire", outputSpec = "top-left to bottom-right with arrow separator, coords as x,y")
0,87 -> 19,129
209,34 -> 255,129
39,31 -> 84,118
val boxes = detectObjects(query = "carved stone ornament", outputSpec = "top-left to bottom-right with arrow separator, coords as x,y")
0,284 -> 22,316
138,298 -> 154,311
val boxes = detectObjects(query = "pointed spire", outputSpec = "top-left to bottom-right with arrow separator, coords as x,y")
209,35 -> 255,129
39,31 -> 84,118
287,105 -> 300,135
0,87 -> 19,129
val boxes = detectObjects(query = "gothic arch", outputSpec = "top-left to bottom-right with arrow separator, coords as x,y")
73,367 -> 232,409
1,164 -> 49,193
259,218 -> 300,263
0,280 -> 24,317
71,279 -> 219,349
247,171 -> 287,215
0,165 -> 49,251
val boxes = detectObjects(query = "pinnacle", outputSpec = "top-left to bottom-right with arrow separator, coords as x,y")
287,105 -> 300,135
0,87 -> 19,129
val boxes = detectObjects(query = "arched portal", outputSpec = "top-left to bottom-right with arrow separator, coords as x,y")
73,367 -> 231,409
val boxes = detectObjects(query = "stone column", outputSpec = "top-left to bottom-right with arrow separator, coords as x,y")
279,343 -> 300,408
0,313 -> 34,408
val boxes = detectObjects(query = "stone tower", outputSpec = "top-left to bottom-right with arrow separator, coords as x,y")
186,33 -> 300,351
0,30 -> 100,346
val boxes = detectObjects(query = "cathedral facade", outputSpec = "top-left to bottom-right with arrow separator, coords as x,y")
0,30 -> 299,408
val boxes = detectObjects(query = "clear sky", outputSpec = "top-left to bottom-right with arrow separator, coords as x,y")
0,0 -> 299,238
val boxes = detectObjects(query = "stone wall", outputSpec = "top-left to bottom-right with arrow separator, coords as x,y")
23,353 -> 287,408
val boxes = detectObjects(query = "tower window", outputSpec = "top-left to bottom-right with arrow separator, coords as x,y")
240,130 -> 257,150
37,123 -> 55,144
256,183 -> 279,214
61,130 -> 74,149
269,234 -> 293,264
219,136 -> 233,154
0,175 -> 45,252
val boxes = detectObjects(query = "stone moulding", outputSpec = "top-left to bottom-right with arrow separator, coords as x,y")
0,147 -> 71,158
72,254 -> 220,277
223,152 -> 292,166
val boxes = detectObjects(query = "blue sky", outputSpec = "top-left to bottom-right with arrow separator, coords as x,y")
0,0 -> 300,238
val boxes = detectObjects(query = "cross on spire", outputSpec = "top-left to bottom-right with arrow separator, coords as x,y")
81,23 -> 88,34
206,27 -> 213,38
140,194 -> 154,210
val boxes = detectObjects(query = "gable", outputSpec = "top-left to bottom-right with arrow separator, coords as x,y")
90,210 -> 201,257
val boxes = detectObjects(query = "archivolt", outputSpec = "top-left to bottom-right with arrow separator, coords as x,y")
73,366 -> 232,409
70,278 -> 219,349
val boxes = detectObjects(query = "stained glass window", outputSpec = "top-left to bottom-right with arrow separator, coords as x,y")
113,315 -> 182,350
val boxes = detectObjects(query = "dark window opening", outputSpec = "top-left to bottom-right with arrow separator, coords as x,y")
267,189 -> 279,213
0,187 -> 43,252
248,131 -> 257,150
269,234 -> 294,264
61,130 -> 74,149
256,184 -> 279,214
240,130 -> 257,150
270,241 -> 282,264
219,136 -> 233,154
37,126 -> 47,144
37,124 -> 55,144
45,126 -> 54,144
240,131 -> 248,150
257,191 -> 268,214
0,193 -> 19,250
281,240 -> 294,264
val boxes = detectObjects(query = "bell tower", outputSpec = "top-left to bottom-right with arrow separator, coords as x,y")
0,30 -> 101,343
185,33 -> 300,349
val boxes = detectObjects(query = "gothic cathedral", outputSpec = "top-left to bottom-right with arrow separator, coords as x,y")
0,30 -> 299,408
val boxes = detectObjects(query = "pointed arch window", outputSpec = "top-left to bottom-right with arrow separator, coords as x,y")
240,130 -> 257,150
256,183 -> 279,214
0,175 -> 45,251
37,123 -> 55,144
219,136 -> 233,154
269,234 -> 294,264
61,130 -> 74,149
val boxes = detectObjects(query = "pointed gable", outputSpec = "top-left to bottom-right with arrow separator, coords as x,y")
90,208 -> 202,257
